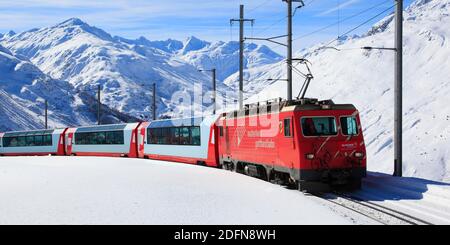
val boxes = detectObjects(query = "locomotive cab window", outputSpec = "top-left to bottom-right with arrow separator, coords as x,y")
283,118 -> 292,137
340,116 -> 359,136
301,117 -> 337,137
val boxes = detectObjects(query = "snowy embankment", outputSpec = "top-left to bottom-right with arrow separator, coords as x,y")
355,173 -> 450,225
0,156 -> 350,225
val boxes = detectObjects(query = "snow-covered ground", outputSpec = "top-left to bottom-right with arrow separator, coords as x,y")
1,156 -> 449,225
0,156 -> 351,225
354,172 -> 450,225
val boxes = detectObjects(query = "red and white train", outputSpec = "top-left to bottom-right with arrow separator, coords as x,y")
0,99 -> 366,192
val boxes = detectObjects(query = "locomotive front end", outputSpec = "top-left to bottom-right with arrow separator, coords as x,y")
295,102 -> 367,192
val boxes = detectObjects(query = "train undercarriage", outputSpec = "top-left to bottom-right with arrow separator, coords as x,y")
220,159 -> 365,193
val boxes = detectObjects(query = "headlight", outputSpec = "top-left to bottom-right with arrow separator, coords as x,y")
305,153 -> 315,160
354,152 -> 364,158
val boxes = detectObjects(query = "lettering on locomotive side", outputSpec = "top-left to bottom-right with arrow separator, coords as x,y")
340,142 -> 357,150
255,140 -> 275,148
247,130 -> 261,138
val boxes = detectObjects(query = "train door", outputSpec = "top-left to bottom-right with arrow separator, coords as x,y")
129,128 -> 138,158
278,116 -> 295,169
138,126 -> 146,158
65,131 -> 74,155
58,129 -> 68,155
225,124 -> 230,156
137,123 -> 149,158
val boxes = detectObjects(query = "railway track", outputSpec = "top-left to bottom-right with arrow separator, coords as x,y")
314,192 -> 434,225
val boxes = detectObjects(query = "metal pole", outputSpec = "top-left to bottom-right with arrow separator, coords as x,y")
239,4 -> 244,110
212,68 -> 216,115
230,5 -> 253,110
286,0 -> 293,101
45,100 -> 48,129
152,83 -> 156,121
97,85 -> 101,125
394,0 -> 403,177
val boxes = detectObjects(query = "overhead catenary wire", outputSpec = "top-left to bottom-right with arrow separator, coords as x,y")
324,4 -> 395,47
293,0 -> 392,41
254,0 -> 316,37
246,0 -> 273,14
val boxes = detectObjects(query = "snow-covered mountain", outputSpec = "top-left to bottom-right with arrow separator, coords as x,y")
179,40 -> 283,81
0,44 -> 136,131
0,19 -> 282,123
0,44 -> 87,131
242,0 -> 450,181
1,18 -> 205,119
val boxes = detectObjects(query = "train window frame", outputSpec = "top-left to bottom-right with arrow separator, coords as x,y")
339,116 -> 360,136
1,134 -> 53,147
147,126 -> 201,146
75,130 -> 124,145
283,118 -> 292,137
300,116 -> 338,138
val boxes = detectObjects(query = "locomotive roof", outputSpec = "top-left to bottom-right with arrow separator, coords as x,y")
221,98 -> 357,119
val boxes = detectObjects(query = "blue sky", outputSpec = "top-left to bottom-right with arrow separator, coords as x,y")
0,0 -> 413,53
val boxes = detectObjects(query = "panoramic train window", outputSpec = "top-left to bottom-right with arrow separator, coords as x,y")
75,131 -> 124,145
2,134 -> 53,147
340,116 -> 359,136
283,118 -> 292,137
301,117 -> 337,137
147,126 -> 201,146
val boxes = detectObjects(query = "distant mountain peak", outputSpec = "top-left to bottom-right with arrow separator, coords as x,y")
52,18 -> 113,41
4,30 -> 16,37
181,36 -> 210,54
58,18 -> 87,27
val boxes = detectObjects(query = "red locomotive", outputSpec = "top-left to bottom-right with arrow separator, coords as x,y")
0,98 -> 366,192
217,98 -> 366,192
